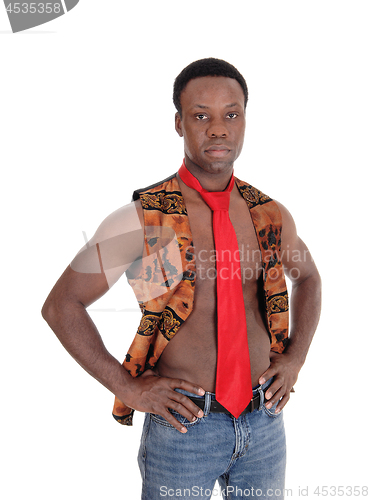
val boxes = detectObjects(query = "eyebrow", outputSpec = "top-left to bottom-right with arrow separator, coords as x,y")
193,102 -> 240,109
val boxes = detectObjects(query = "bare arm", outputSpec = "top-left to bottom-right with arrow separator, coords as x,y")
259,201 -> 322,412
41,200 -> 204,432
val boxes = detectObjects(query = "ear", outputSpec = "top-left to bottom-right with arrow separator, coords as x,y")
175,112 -> 183,137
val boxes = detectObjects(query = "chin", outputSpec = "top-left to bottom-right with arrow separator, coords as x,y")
205,160 -> 234,173
186,154 -> 235,175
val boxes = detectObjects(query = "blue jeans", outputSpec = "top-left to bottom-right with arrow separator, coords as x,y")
138,379 -> 286,499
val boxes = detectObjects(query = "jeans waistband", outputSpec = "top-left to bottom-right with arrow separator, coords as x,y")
174,377 -> 273,401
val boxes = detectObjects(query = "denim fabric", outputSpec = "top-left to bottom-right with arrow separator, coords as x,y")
138,379 -> 286,499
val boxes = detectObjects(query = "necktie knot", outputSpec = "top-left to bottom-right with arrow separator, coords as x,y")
200,191 -> 231,212
178,161 -> 234,212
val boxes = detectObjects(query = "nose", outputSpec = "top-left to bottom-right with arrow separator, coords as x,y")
207,118 -> 228,138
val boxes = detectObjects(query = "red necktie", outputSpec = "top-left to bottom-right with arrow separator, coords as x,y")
179,160 -> 253,418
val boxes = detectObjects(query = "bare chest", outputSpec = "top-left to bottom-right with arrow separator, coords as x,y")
154,185 -> 270,389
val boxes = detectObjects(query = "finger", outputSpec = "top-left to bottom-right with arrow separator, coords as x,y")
264,384 -> 285,407
264,379 -> 283,401
259,366 -> 278,386
160,409 -> 189,434
275,392 -> 290,413
169,394 -> 204,420
169,378 -> 205,396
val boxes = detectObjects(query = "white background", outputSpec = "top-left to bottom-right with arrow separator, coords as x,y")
1,1 -> 369,499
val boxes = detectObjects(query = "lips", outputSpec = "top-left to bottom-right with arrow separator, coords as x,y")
205,145 -> 231,157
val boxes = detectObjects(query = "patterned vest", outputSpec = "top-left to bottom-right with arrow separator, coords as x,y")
112,173 -> 289,425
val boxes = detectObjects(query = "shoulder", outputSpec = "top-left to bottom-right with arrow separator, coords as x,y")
70,199 -> 145,287
89,200 -> 144,245
273,200 -> 298,243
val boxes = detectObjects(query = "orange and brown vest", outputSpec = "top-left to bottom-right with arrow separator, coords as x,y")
112,173 -> 289,425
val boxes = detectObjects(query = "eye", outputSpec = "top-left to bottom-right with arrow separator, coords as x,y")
195,114 -> 207,120
227,112 -> 238,119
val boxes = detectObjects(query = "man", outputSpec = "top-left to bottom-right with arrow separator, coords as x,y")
42,58 -> 321,499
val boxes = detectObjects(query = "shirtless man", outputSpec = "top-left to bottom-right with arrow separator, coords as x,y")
42,58 -> 321,499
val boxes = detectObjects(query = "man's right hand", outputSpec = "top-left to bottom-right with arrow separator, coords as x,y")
123,370 -> 205,433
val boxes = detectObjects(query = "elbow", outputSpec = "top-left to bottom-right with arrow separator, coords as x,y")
42,293 -> 62,325
42,293 -> 82,327
311,270 -> 322,292
41,296 -> 54,324
311,268 -> 322,295
291,267 -> 322,297
316,271 -> 322,303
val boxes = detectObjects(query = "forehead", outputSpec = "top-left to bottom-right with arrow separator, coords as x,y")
181,76 -> 244,109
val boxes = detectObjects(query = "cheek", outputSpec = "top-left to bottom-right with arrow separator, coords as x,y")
235,127 -> 246,151
184,131 -> 203,152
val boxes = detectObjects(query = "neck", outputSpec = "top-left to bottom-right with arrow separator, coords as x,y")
184,155 -> 234,192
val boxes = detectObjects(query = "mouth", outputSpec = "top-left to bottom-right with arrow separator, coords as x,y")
204,145 -> 231,158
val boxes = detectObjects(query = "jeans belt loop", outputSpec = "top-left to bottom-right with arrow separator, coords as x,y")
203,392 -> 212,416
257,385 -> 265,411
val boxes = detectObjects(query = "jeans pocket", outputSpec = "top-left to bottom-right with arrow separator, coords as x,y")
150,409 -> 201,428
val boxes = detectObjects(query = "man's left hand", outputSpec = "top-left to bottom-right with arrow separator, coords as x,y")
259,351 -> 302,414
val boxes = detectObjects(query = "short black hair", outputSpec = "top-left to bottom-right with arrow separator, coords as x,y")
173,57 -> 248,117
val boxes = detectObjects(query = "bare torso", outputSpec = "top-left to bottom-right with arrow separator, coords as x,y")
153,175 -> 272,391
